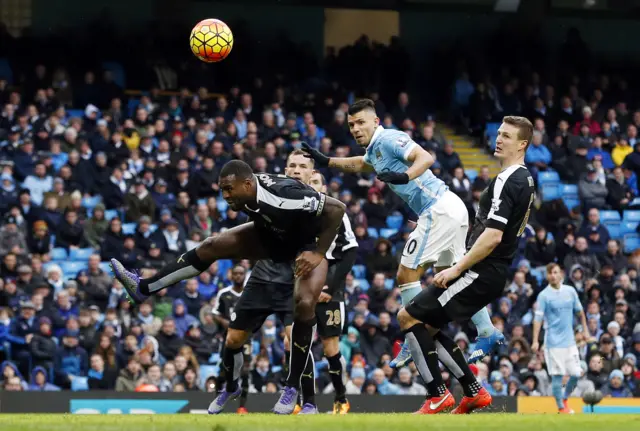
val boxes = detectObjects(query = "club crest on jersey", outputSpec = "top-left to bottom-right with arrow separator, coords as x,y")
396,136 -> 410,147
302,196 -> 319,212
375,150 -> 383,160
491,198 -> 502,213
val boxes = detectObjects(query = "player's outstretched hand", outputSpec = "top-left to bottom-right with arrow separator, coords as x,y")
301,142 -> 330,167
433,266 -> 462,289
295,250 -> 325,278
377,171 -> 409,184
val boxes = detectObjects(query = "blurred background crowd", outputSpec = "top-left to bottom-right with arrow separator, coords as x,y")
0,2 -> 639,401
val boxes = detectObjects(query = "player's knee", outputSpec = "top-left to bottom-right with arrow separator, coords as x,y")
225,329 -> 247,349
293,296 -> 316,319
397,308 -> 412,329
322,337 -> 340,357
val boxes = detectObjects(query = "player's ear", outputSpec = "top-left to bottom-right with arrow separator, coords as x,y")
374,116 -> 380,126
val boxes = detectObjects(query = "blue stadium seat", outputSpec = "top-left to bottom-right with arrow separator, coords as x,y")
605,222 -> 621,240
61,261 -> 88,275
541,183 -> 560,201
50,234 -> 56,247
127,98 -> 140,118
386,214 -> 403,230
529,268 -> 545,285
384,278 -> 395,290
69,248 -> 94,261
63,273 -> 77,283
104,209 -> 119,221
71,376 -> 89,391
197,198 -> 208,206
620,221 -> 639,235
367,227 -> 379,239
623,210 -> 640,222
122,223 -> 137,235
67,109 -> 84,119
51,248 -> 68,261
149,224 -> 158,233
99,262 -> 112,274
538,171 -> 560,186
351,264 -> 366,279
560,184 -> 578,197
623,233 -> 640,254
465,169 -> 478,182
562,197 -> 581,211
81,196 -> 101,209
599,210 -> 621,222
0,58 -> 14,84
217,199 -> 229,214
217,259 -> 233,278
380,228 -> 398,239
102,61 -> 126,88
355,279 -> 370,291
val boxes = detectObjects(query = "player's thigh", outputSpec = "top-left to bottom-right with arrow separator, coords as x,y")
200,222 -> 270,260
316,301 -> 345,339
566,346 -> 582,377
225,327 -> 252,348
403,285 -> 451,329
294,258 -> 329,303
545,348 -> 567,376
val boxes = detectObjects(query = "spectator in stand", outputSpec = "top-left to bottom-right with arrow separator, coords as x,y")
579,165 -> 609,210
601,369 -> 633,398
578,208 -> 611,255
450,166 -> 472,204
124,179 -> 156,222
0,214 -> 27,258
564,236 -> 601,279
115,356 -> 144,392
22,163 -> 53,206
612,138 -> 633,167
525,131 -> 552,181
525,226 -> 556,269
53,330 -> 88,388
438,141 -> 462,174
573,106 -> 602,136
366,239 -> 397,280
156,317 -> 183,361
607,166 -> 634,211
473,166 -> 492,191
588,136 -> 615,170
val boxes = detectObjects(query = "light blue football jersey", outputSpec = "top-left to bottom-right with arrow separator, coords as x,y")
534,284 -> 583,348
363,126 -> 447,215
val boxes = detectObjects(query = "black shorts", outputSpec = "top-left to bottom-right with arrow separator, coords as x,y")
325,247 -> 358,302
316,300 -> 345,339
229,280 -> 294,332
405,260 -> 509,328
259,230 -> 316,263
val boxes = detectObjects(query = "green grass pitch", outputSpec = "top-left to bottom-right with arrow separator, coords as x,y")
0,414 -> 638,431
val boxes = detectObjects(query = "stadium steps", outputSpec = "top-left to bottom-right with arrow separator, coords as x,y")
441,126 -> 501,177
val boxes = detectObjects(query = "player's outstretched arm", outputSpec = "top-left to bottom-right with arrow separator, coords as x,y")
316,196 -> 347,255
404,146 -> 435,180
301,141 -> 373,173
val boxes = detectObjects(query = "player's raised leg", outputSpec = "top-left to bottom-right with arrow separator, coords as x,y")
112,221 -> 268,304
273,260 -> 328,415
468,308 -> 505,363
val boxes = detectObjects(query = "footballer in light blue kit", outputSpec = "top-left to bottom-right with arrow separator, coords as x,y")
302,98 -> 502,369
532,263 -> 589,414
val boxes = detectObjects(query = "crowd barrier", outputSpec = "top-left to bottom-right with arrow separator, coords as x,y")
0,392 -> 638,414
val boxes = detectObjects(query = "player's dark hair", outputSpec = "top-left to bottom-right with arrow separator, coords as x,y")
219,160 -> 254,181
348,98 -> 376,116
503,116 -> 534,151
287,149 -> 314,168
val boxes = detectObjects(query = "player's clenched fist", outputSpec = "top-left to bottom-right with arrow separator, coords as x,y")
301,142 -> 330,167
295,250 -> 325,278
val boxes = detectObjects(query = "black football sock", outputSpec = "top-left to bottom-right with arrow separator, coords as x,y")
139,249 -> 210,295
327,353 -> 347,403
239,371 -> 249,407
403,324 -> 446,397
221,346 -> 243,392
434,331 -> 480,397
300,353 -> 316,405
285,317 -> 316,388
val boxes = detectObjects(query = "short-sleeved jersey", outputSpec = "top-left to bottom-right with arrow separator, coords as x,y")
363,126 -> 448,215
326,213 -> 358,261
212,286 -> 242,320
245,173 -> 326,250
467,164 -> 534,261
534,284 -> 583,348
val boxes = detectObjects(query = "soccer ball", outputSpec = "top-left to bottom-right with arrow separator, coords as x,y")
189,18 -> 233,63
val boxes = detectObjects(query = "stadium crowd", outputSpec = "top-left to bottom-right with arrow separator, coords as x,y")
0,30 -> 639,401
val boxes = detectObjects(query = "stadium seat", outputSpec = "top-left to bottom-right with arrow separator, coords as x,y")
465,169 -> 478,182
529,268 -> 545,285
541,183 -> 560,201
127,98 -> 140,118
351,264 -> 366,279
197,198 -> 208,206
69,248 -> 94,261
81,196 -> 101,209
367,227 -> 379,238
560,184 -> 578,197
217,259 -> 233,278
620,221 -> 639,235
71,376 -> 89,391
386,214 -> 403,230
122,222 -> 137,235
605,222 -> 621,240
384,278 -> 394,290
380,228 -> 398,239
104,209 -> 119,221
61,261 -> 88,275
149,224 -> 158,233
99,262 -> 112,274
355,279 -> 370,291
51,248 -> 68,261
217,199 -> 229,214
67,109 -> 84,119
537,171 -> 560,185
623,210 -> 640,222
562,197 -> 580,211
623,233 -> 640,254
599,210 -> 621,222
102,61 -> 126,88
